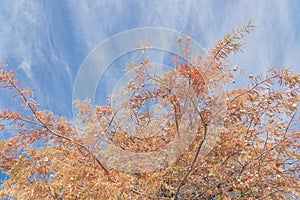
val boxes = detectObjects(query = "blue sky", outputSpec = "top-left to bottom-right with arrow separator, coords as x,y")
0,0 -> 300,181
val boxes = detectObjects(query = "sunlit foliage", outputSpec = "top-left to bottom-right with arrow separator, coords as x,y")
0,22 -> 299,199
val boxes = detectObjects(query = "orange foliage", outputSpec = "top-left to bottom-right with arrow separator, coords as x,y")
0,22 -> 299,199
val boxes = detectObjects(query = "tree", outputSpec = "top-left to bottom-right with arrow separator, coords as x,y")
0,22 -> 299,199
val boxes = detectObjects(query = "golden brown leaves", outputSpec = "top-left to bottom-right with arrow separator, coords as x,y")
0,23 -> 299,200
210,21 -> 257,62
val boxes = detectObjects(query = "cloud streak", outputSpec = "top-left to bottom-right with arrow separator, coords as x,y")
67,0 -> 300,73
0,0 -> 299,118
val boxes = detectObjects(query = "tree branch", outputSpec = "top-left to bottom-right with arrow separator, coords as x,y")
8,79 -> 115,182
173,124 -> 208,199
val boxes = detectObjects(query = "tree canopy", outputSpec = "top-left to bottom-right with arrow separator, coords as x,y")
0,22 -> 299,199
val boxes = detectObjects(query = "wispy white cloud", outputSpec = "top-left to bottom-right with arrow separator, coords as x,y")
0,1 -> 39,52
66,0 -> 299,74
0,0 -> 298,118
19,58 -> 33,80
66,0 -> 125,51
65,0 -> 299,106
0,1 -> 79,117
223,0 -> 299,73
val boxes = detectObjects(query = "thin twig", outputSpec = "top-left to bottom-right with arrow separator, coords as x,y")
172,124 -> 208,199
8,79 -> 115,182
209,74 -> 280,124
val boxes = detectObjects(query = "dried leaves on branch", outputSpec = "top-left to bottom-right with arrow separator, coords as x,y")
0,22 -> 299,199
